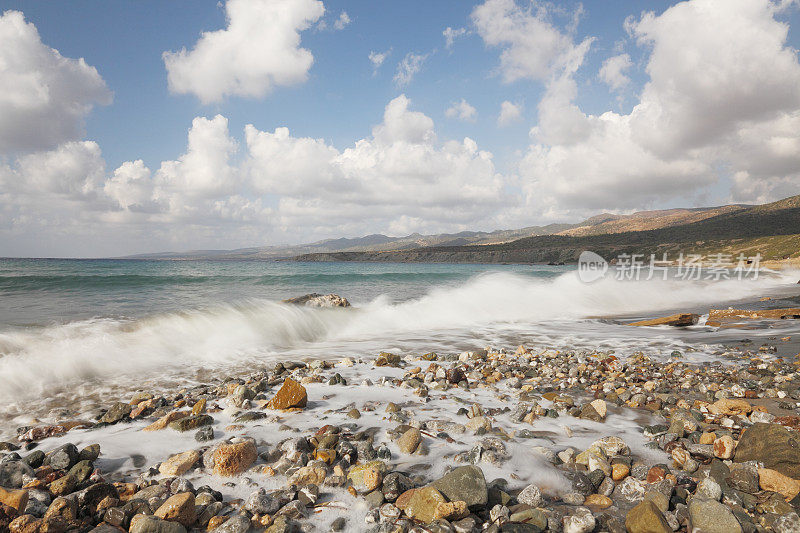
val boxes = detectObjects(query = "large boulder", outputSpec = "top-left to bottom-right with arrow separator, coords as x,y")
283,294 -> 350,308
734,423 -> 800,478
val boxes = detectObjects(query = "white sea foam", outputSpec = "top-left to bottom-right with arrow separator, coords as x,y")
0,270 -> 797,407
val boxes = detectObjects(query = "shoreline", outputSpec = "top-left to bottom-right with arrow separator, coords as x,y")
3,338 -> 800,532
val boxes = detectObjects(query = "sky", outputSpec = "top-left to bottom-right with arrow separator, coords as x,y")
1,0 -> 799,257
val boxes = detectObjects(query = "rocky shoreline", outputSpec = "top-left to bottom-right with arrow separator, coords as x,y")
3,341 -> 800,532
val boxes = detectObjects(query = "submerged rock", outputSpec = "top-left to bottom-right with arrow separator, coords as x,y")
283,293 -> 350,308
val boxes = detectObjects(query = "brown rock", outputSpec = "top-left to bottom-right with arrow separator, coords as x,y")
213,440 -> 258,476
207,516 -> 228,529
142,410 -> 190,432
433,500 -> 468,521
759,468 -> 800,500
159,450 -> 201,477
647,466 -> 666,483
192,399 -> 207,415
625,500 -> 671,533
713,435 -> 735,459
9,514 -> 37,533
155,492 -> 196,527
266,378 -> 307,409
708,308 -> 800,321
612,463 -> 630,482
44,497 -> 77,521
585,494 -> 613,510
404,486 -> 446,524
0,487 -> 28,515
112,482 -> 137,502
395,489 -> 415,510
48,474 -> 76,496
708,399 -> 752,416
629,313 -> 699,327
396,428 -> 422,454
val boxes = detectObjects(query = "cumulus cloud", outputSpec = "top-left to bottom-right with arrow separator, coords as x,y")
394,52 -> 428,87
443,26 -> 466,49
0,10 -> 111,154
445,99 -> 477,121
497,100 -> 522,126
163,0 -> 325,104
471,0 -> 593,82
518,0 -> 800,215
598,53 -> 632,92
1,94 -> 508,255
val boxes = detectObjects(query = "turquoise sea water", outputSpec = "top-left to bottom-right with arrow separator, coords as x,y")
0,258 -> 799,431
0,259 -> 565,327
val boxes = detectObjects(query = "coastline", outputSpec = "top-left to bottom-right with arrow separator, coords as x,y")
3,336 -> 800,532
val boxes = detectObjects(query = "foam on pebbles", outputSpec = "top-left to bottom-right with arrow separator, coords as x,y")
3,340 -> 800,531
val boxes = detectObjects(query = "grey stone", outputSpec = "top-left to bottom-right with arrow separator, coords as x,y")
432,465 -> 488,508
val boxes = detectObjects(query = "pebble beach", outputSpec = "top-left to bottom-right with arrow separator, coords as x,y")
4,327 -> 800,533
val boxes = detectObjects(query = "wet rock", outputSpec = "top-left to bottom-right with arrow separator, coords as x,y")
625,500 -> 671,533
195,426 -> 214,442
130,514 -> 187,533
562,506 -> 595,533
283,293 -> 350,307
517,484 -> 543,507
432,465 -> 488,508
405,486 -> 446,524
46,444 -> 79,471
348,460 -> 387,493
211,513 -> 251,533
734,423 -> 800,478
143,411 -> 189,432
382,472 -> 414,502
158,450 -> 200,476
396,428 -> 422,454
154,492 -> 195,527
688,498 -> 742,533
213,439 -> 257,476
168,414 -> 213,432
0,487 -> 28,515
99,402 -> 132,424
266,378 -> 308,410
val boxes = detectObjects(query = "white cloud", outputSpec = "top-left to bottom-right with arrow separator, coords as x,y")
471,0 -> 593,83
0,10 -> 111,154
334,11 -> 350,30
445,99 -> 477,121
368,49 -> 390,72
497,100 -> 522,126
598,53 -> 632,92
443,26 -> 466,49
394,52 -> 428,87
163,0 -> 325,104
519,0 -> 800,215
1,94 -> 509,255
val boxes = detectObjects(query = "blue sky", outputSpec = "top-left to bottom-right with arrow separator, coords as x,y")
1,0 -> 799,256
2,0 -> 656,169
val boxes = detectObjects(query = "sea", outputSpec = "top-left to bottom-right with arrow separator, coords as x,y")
1,258 -> 799,436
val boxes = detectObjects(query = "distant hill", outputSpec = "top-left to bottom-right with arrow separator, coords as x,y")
289,195 -> 800,264
125,201 -> 752,260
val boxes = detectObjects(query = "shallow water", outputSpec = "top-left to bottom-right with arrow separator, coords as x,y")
1,258 -> 799,435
